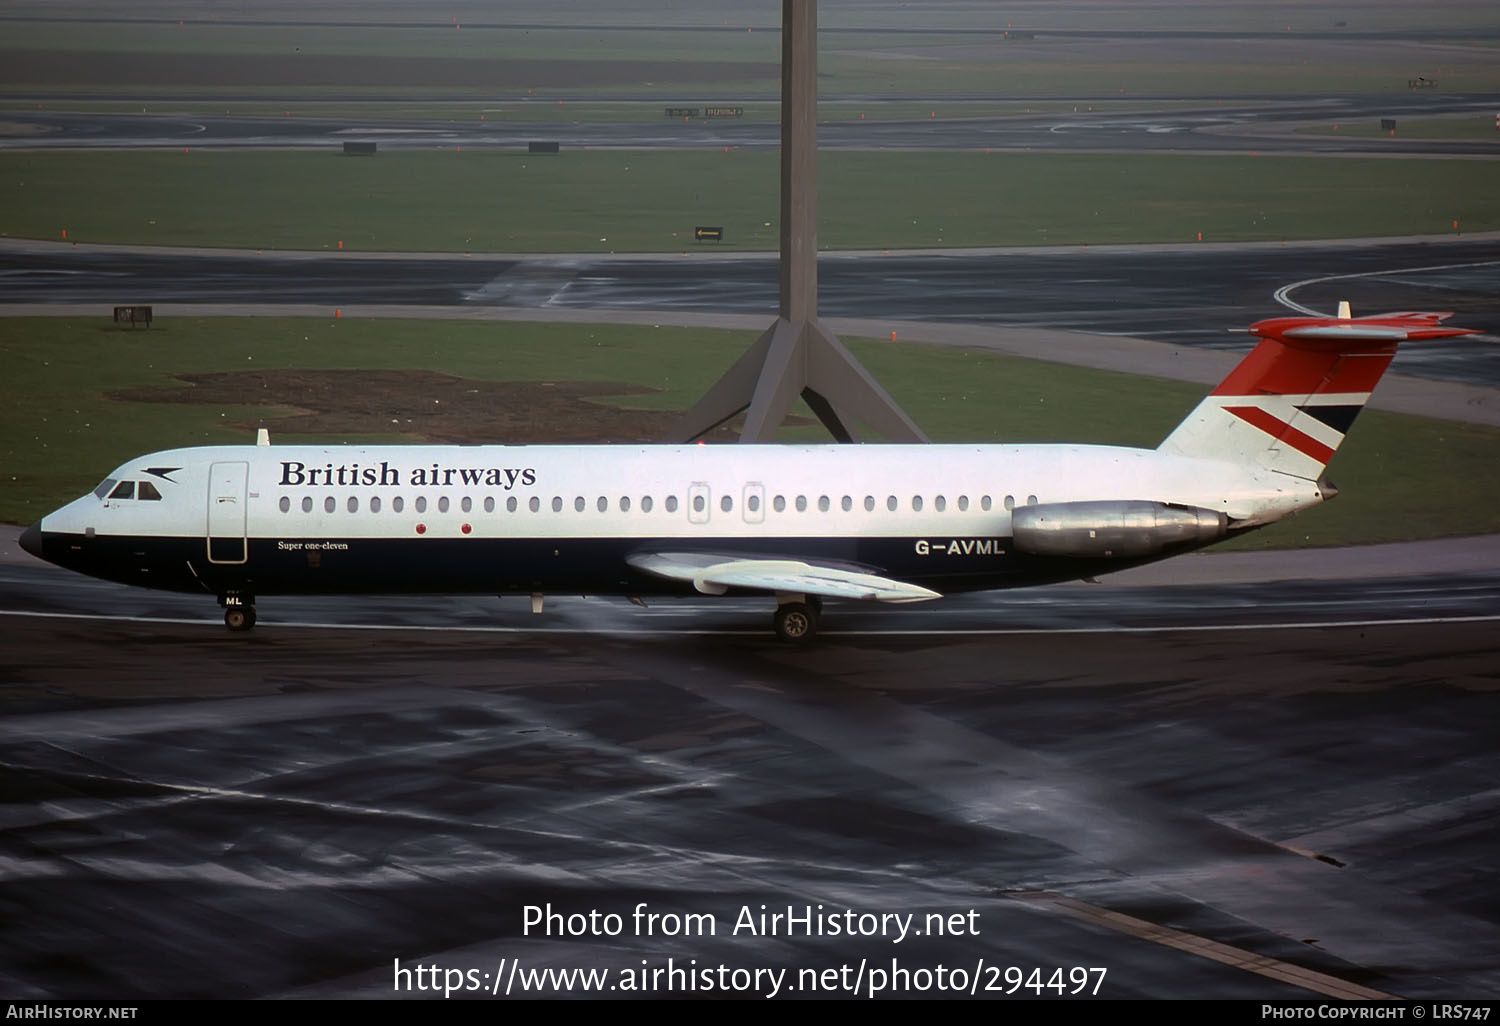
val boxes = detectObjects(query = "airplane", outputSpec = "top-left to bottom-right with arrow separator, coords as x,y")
18,309 -> 1476,642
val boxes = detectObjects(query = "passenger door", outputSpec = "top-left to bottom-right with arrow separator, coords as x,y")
207,461 -> 248,564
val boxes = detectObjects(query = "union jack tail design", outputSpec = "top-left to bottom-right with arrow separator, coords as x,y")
1159,311 -> 1478,480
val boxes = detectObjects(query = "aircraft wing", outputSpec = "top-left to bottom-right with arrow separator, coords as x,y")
626,552 -> 941,603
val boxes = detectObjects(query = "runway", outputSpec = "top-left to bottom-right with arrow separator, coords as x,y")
3,553 -> 1500,998
5,92 -> 1500,155
462,241 -> 1500,386
6,235 -> 1498,387
3,523 -> 1500,998
7,549 -> 1500,637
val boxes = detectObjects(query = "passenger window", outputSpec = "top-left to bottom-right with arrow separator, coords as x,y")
620,496 -> 631,512
393,496 -> 404,513
347,496 -> 358,513
864,496 -> 874,512
279,496 -> 290,513
773,495 -> 786,513
795,495 -> 807,512
841,496 -> 852,512
138,481 -> 162,501
693,495 -> 706,513
958,495 -> 969,512
552,497 -> 563,513
666,495 -> 679,513
462,496 -> 473,513
415,496 -> 428,513
302,496 -> 314,513
642,496 -> 654,513
818,495 -> 830,512
324,496 -> 336,513
935,495 -> 946,512
93,478 -> 118,500
887,495 -> 898,512
597,496 -> 608,512
109,481 -> 134,500
912,495 -> 923,512
371,496 -> 382,513
574,496 -> 586,512
1028,494 -> 1038,505
483,496 -> 494,513
438,496 -> 450,513
720,495 -> 732,513
530,497 -> 541,513
981,495 -> 992,511
747,494 -> 760,513
507,496 -> 517,513
1003,495 -> 1014,511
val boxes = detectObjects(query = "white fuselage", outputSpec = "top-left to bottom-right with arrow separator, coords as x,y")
31,441 -> 1320,599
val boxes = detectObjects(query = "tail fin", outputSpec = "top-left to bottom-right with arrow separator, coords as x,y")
1159,310 -> 1477,480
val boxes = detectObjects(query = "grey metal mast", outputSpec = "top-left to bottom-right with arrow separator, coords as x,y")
667,0 -> 928,443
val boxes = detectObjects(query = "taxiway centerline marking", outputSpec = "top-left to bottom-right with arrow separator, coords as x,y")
1273,258 -> 1500,316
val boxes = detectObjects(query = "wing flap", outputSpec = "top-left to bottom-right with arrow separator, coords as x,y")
627,552 -> 940,604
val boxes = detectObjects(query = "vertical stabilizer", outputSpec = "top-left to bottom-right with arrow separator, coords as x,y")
1159,312 -> 1476,480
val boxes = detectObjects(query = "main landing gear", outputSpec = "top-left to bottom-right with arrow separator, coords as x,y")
221,592 -> 256,632
772,595 -> 823,644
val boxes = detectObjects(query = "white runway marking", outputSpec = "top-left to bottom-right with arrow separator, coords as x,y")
3,607 -> 1498,635
1010,891 -> 1398,1001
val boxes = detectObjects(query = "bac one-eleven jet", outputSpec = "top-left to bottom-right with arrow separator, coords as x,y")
20,310 -> 1475,642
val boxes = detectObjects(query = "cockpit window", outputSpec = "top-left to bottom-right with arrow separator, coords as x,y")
108,481 -> 135,500
137,480 -> 162,501
93,478 -> 118,500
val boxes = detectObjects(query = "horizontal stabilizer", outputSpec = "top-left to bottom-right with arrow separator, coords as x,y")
628,552 -> 941,603
1255,311 -> 1479,347
1161,311 -> 1477,480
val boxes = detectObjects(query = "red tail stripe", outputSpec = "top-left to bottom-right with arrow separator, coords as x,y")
1213,339 -> 1395,397
1225,406 -> 1337,464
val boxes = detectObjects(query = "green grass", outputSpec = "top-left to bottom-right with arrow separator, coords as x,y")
5,12 -> 1499,98
6,51 -> 1497,101
0,22 -> 781,63
2,150 -> 1495,253
3,316 -> 1498,551
0,97 -> 1215,124
817,51 -> 1500,99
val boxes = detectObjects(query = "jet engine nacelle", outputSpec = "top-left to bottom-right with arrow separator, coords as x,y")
1011,501 -> 1228,559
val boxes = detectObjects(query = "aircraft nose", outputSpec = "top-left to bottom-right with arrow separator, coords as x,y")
18,522 -> 43,560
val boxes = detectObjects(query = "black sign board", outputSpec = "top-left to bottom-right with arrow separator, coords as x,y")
113,306 -> 153,328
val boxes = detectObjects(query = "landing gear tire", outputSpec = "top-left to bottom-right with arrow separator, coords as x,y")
224,605 -> 256,632
773,602 -> 818,644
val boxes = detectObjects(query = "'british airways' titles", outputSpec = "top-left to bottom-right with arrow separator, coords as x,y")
279,461 -> 537,490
